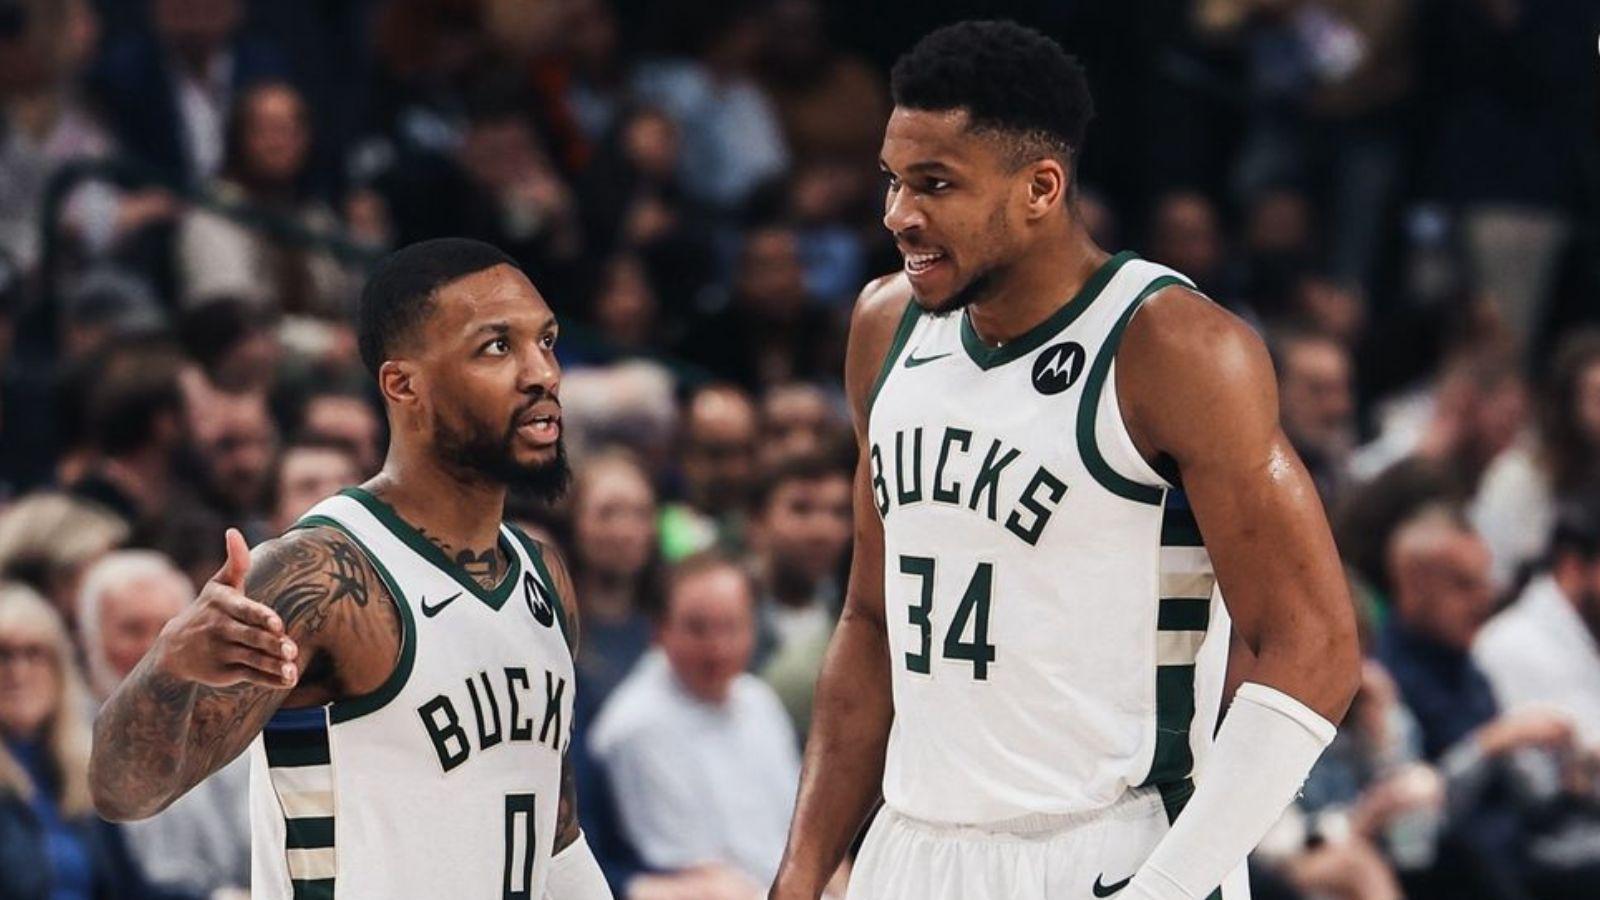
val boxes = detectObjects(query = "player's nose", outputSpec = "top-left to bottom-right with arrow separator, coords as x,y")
883,186 -> 923,234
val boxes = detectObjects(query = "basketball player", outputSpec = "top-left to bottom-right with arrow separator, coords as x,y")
770,22 -> 1360,900
90,239 -> 612,899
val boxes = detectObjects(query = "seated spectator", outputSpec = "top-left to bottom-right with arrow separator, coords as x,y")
176,297 -> 282,394
758,381 -> 844,470
568,450 -> 660,724
1378,506 -> 1600,896
266,438 -> 361,534
747,451 -> 851,670
1475,494 -> 1600,746
181,378 -> 278,533
1472,330 -> 1600,586
288,382 -> 384,478
661,384 -> 759,560
1270,327 -> 1357,508
0,492 -> 128,630
589,552 -> 799,889
92,0 -> 288,187
67,341 -> 189,534
0,0 -> 176,274
677,225 -> 839,391
0,582 -> 145,898
76,551 -> 250,897
176,81 -> 363,317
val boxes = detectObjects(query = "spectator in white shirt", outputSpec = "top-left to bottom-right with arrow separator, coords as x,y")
589,551 -> 799,890
1474,495 -> 1600,747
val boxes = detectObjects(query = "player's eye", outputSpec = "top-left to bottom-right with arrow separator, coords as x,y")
925,178 -> 952,193
539,332 -> 557,350
884,174 -> 901,192
482,337 -> 511,356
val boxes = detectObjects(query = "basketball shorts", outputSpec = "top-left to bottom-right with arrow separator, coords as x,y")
846,786 -> 1251,900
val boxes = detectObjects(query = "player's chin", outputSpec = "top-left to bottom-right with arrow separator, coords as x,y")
909,265 -> 967,314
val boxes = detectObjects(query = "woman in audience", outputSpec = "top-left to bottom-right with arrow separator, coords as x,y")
568,449 -> 662,723
176,80 -> 363,318
1473,330 -> 1600,586
0,582 -> 143,898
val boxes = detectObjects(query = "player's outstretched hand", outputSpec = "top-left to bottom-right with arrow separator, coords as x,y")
150,529 -> 299,689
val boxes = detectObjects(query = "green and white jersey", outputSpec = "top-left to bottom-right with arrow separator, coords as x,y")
866,252 -> 1232,825
248,488 -> 575,899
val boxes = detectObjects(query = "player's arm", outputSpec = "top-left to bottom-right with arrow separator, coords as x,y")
1116,288 -> 1361,899
770,274 -> 909,900
535,541 -> 614,900
90,526 -> 384,821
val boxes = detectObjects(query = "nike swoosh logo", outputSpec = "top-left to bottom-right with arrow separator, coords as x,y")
904,351 -> 951,368
420,592 -> 463,617
1093,874 -> 1132,897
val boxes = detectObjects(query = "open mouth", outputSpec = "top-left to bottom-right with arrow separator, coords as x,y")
516,409 -> 562,446
902,249 -> 948,277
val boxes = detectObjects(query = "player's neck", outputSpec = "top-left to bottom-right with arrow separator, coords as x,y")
363,452 -> 507,570
964,227 -> 1107,348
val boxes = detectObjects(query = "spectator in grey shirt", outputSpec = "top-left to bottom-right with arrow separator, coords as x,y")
79,550 -> 251,899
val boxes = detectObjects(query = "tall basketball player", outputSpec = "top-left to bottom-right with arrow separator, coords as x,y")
90,239 -> 612,899
771,22 -> 1360,900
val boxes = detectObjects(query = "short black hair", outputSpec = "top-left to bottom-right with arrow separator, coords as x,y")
358,238 -> 519,377
891,20 -> 1094,166
1550,492 -> 1600,564
751,447 -> 855,514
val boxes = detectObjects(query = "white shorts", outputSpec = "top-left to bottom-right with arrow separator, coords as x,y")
846,787 -> 1251,900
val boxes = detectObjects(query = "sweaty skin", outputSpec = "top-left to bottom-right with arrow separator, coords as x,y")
769,268 -> 1359,897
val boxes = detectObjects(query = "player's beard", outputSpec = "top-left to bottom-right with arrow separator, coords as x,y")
433,405 -> 572,503
918,205 -> 1010,318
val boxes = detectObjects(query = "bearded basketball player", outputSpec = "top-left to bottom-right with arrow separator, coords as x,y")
91,239 -> 613,899
770,21 -> 1360,900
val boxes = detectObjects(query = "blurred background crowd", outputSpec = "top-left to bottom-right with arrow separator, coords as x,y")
0,0 -> 1597,898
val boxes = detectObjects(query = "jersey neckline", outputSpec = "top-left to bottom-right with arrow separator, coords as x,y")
958,250 -> 1137,371
338,487 -> 522,610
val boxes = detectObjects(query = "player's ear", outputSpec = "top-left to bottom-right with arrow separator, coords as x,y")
1025,158 -> 1067,220
378,359 -> 419,408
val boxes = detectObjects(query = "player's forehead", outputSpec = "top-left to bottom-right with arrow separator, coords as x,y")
427,263 -> 554,337
880,106 -> 1000,172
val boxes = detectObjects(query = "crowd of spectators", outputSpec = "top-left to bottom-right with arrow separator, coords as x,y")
0,0 -> 1597,898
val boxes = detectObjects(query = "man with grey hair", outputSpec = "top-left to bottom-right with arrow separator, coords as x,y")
78,550 -> 250,898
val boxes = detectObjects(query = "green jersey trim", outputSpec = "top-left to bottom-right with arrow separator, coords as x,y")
338,487 -> 522,610
958,250 -> 1136,371
1075,274 -> 1188,505
505,523 -> 573,651
292,515 -> 419,724
866,299 -> 923,419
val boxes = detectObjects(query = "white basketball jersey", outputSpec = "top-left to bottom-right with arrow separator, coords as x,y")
248,488 -> 576,899
867,252 -> 1232,825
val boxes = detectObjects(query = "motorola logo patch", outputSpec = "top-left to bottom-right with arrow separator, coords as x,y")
1032,341 -> 1086,395
523,572 -> 555,627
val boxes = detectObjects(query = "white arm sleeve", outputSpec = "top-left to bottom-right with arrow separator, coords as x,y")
543,832 -> 613,900
1125,682 -> 1337,900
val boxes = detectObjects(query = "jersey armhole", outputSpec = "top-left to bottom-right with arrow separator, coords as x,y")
291,516 -> 419,725
864,299 -> 922,421
1075,275 -> 1190,505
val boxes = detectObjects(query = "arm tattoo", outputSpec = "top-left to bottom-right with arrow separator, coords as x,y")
90,527 -> 392,820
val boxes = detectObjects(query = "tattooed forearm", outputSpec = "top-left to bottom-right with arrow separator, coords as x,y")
90,527 -> 389,820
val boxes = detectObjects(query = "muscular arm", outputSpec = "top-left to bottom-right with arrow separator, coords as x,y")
90,527 -> 393,821
536,539 -> 585,854
1121,288 -> 1360,719
771,275 -> 910,897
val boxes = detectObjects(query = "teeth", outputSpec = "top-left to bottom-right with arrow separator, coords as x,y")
903,251 -> 945,273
